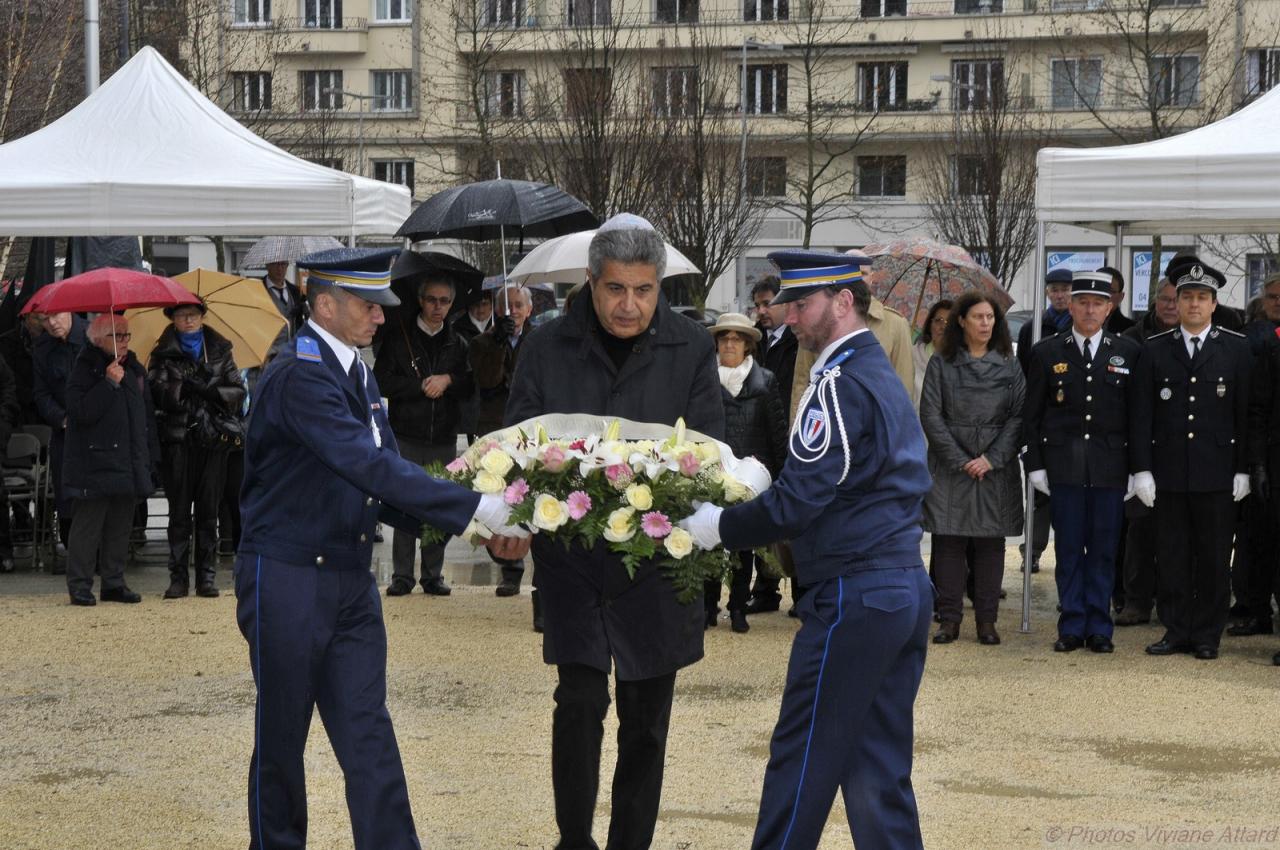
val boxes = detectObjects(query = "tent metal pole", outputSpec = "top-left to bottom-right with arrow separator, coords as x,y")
84,0 -> 100,95
1021,220 -> 1047,634
1114,223 -> 1125,312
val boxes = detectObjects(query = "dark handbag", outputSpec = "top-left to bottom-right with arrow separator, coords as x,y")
189,398 -> 245,449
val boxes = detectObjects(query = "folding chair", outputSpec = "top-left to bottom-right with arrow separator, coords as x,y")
5,433 -> 44,569
20,425 -> 54,556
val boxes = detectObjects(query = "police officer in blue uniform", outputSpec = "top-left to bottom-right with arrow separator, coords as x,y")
682,250 -> 932,850
233,247 -> 523,850
1131,259 -> 1252,661
1024,271 -> 1142,654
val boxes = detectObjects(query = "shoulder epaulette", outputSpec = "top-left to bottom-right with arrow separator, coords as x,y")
1147,328 -> 1177,340
1218,327 -> 1246,338
296,336 -> 323,362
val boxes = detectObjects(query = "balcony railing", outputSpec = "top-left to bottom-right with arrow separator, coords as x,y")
249,16 -> 369,31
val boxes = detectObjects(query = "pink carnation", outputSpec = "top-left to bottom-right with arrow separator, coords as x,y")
503,478 -> 530,506
678,453 -> 701,477
641,511 -> 672,539
542,444 -> 567,472
566,491 -> 592,520
445,457 -> 469,474
569,439 -> 587,451
605,464 -> 634,487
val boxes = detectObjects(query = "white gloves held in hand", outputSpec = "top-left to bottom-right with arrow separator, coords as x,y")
473,493 -> 530,539
1133,471 -> 1156,508
1029,470 -> 1050,497
677,501 -> 724,550
1232,473 -> 1251,503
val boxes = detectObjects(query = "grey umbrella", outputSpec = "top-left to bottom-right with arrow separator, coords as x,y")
241,236 -> 344,269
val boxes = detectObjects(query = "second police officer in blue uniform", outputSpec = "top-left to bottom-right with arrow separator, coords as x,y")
1023,270 -> 1142,654
233,247 -> 524,850
682,249 -> 933,850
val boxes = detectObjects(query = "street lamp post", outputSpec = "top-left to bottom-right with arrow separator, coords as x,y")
323,88 -> 389,177
739,37 -> 785,200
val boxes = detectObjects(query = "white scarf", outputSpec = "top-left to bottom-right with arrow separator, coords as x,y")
718,355 -> 754,398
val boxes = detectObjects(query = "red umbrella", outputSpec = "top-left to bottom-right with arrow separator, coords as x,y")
20,267 -> 200,316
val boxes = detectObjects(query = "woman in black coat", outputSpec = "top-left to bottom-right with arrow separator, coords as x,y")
147,301 -> 245,599
702,312 -> 788,633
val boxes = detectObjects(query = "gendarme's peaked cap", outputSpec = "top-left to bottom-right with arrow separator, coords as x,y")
767,249 -> 870,305
297,247 -> 401,306
1071,271 -> 1113,297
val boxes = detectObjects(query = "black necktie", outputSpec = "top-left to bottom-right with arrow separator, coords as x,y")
1190,335 -> 1201,360
1083,337 -> 1093,365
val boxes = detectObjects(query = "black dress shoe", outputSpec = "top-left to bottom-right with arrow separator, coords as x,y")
0,557 -> 14,573
1086,634 -> 1115,653
386,581 -> 413,597
1145,638 -> 1191,656
163,581 -> 189,600
100,586 -> 141,604
933,622 -> 960,644
705,610 -> 719,629
1226,617 -> 1273,637
1053,635 -> 1084,652
495,579 -> 520,597
1114,608 -> 1151,626
1193,645 -> 1219,660
976,623 -> 1001,645
1272,650 -> 1280,666
195,584 -> 220,598
744,596 -> 781,615
730,610 -> 750,633
421,580 -> 451,596
69,590 -> 96,606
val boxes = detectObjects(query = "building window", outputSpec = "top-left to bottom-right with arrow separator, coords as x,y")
1050,58 -> 1102,109
373,159 -> 415,192
747,157 -> 787,197
567,0 -> 610,24
303,0 -> 342,28
744,0 -> 788,21
301,70 -> 343,110
1245,48 -> 1280,98
372,71 -> 411,110
952,59 -> 1003,110
954,0 -> 1003,11
654,0 -> 698,23
860,0 -> 905,16
1149,55 -> 1199,106
233,0 -> 270,24
1151,0 -> 1199,6
856,155 -> 906,197
653,67 -> 699,117
485,70 -> 526,117
231,72 -> 272,111
307,156 -> 344,170
954,154 -> 987,196
484,0 -> 526,26
856,62 -> 907,111
564,67 -> 611,116
744,64 -> 787,114
374,0 -> 409,21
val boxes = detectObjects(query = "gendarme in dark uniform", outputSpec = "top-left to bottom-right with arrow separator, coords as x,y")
682,250 -> 933,850
1131,260 -> 1252,660
1023,271 -> 1141,653
233,248 -> 506,850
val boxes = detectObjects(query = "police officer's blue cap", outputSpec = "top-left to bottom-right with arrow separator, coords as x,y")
767,249 -> 870,305
296,247 -> 401,306
1071,271 -> 1113,298
1045,268 -> 1073,286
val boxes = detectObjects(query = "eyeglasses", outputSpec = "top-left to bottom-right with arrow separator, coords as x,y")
421,296 -> 454,307
109,333 -> 132,341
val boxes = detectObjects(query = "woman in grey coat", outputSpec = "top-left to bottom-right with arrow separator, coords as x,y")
920,291 -> 1025,645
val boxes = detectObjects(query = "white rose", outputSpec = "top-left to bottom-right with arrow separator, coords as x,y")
722,471 -> 751,502
624,483 -> 654,511
695,442 -> 721,464
480,448 -> 515,477
664,527 -> 694,559
531,494 -> 569,532
603,507 -> 636,543
473,470 -> 505,494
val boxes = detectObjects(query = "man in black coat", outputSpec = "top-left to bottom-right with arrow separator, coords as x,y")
262,261 -> 308,337
63,315 -> 158,606
1101,266 -> 1136,335
373,274 -> 473,596
503,215 -> 725,850
33,312 -> 88,561
1024,272 -> 1142,653
1131,260 -> 1253,660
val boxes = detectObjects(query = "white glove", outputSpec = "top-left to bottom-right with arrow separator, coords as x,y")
678,501 -> 724,550
1133,471 -> 1156,508
1233,473 -> 1251,503
1029,470 -> 1050,497
1124,475 -> 1136,501
474,493 -> 515,532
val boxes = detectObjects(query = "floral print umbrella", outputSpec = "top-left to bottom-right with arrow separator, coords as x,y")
860,238 -> 1011,331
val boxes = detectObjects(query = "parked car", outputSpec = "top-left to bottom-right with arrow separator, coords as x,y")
672,305 -> 721,327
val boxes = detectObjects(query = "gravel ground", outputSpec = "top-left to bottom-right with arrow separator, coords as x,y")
2,542 -> 1278,850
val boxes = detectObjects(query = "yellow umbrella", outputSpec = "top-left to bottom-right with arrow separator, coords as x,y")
127,268 -> 287,369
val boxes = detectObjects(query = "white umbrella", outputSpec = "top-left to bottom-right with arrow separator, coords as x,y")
241,235 -> 344,269
506,230 -> 700,285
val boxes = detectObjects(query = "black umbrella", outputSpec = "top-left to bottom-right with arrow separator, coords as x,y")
395,179 -> 598,243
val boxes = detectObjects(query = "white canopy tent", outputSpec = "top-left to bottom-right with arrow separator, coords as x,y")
1020,87 -> 1280,631
0,46 -> 409,238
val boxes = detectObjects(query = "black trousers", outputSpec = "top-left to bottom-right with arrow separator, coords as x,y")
219,448 -> 245,553
704,550 -> 753,617
552,664 -> 677,850
1237,493 -> 1279,620
1121,507 -> 1158,615
1155,490 -> 1235,649
933,535 -> 1005,624
66,496 -> 134,595
163,443 -> 229,585
390,437 -> 456,586
50,428 -> 72,545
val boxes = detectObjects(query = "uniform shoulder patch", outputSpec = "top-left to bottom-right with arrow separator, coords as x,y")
296,336 -> 323,362
1147,328 -> 1176,340
1217,327 -> 1246,338
799,407 -> 827,450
